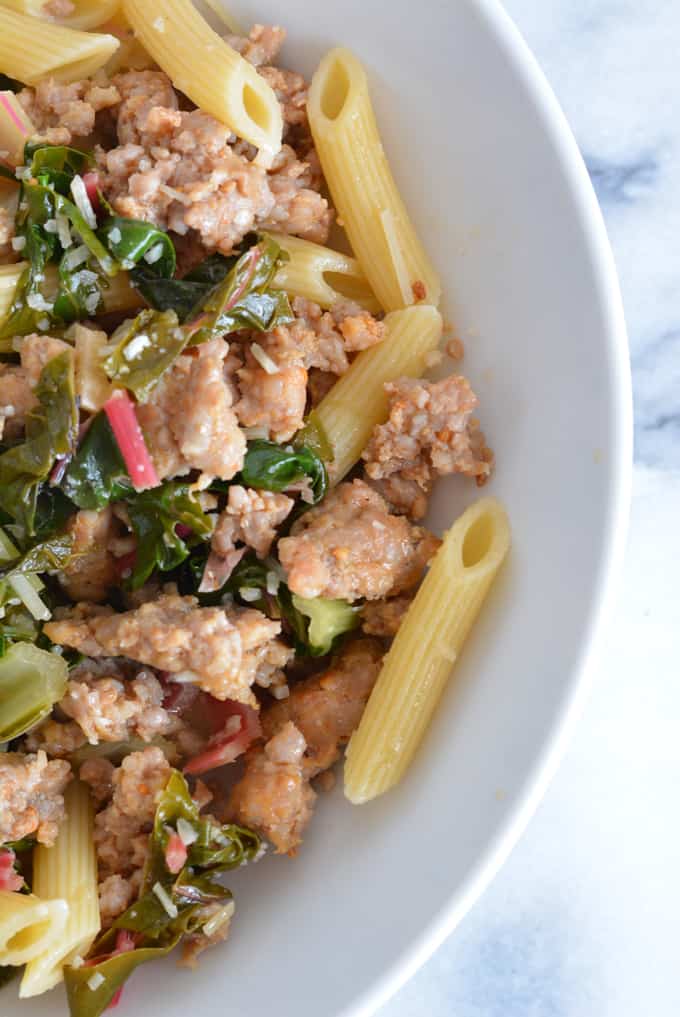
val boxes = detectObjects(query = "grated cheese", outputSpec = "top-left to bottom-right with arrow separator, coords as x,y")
250,342 -> 279,375
152,881 -> 178,918
70,175 -> 97,228
176,818 -> 198,846
87,972 -> 105,991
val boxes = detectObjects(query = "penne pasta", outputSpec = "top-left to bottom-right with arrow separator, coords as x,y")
0,7 -> 119,84
122,0 -> 282,165
21,781 -> 100,997
312,304 -> 442,483
0,91 -> 35,167
0,0 -> 120,31
344,498 -> 511,804
308,47 -> 441,312
0,891 -> 69,967
271,233 -> 381,313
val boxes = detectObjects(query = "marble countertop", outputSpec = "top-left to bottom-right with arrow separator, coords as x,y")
382,2 -> 679,1015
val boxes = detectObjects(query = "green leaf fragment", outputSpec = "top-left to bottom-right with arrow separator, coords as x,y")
102,308 -> 187,400
62,412 -> 132,511
0,351 -> 77,536
0,641 -> 68,740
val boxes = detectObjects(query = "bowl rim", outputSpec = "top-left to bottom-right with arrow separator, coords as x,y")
340,1 -> 633,1014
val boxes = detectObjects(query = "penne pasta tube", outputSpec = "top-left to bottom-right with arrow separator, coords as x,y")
308,47 -> 441,312
0,91 -> 35,167
0,892 -> 68,966
21,780 -> 100,997
312,304 -> 442,483
0,7 -> 119,84
122,0 -> 282,165
271,233 -> 381,313
0,0 -> 120,31
344,497 -> 511,804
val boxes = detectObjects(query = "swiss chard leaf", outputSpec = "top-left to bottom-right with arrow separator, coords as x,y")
130,251 -> 235,321
0,641 -> 68,741
240,439 -> 328,504
0,351 -> 78,536
34,488 -> 77,540
186,234 -> 293,343
0,534 -> 73,583
102,308 -> 186,400
98,217 -> 175,277
28,144 -> 94,196
125,482 -> 213,589
52,254 -> 104,322
65,770 -> 259,1017
62,412 -> 133,510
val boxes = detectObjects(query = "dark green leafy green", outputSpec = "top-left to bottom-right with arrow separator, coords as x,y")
131,252 -> 233,320
102,308 -> 186,400
0,534 -> 73,583
241,439 -> 328,504
65,770 -> 259,1017
27,144 -> 94,196
34,489 -> 75,540
0,351 -> 77,536
62,412 -> 132,510
125,483 -> 213,589
98,217 -> 175,277
0,144 -> 177,340
186,234 -> 293,343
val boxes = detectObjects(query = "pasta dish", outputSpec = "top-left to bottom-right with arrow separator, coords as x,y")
0,2 -> 510,1014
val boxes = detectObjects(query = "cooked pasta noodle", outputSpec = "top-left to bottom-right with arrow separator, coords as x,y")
0,0 -> 120,31
21,781 -> 100,997
0,892 -> 68,966
0,7 -> 118,84
271,233 -> 380,313
0,91 -> 35,166
312,304 -> 442,483
344,498 -> 511,804
122,0 -> 282,165
308,47 -> 441,311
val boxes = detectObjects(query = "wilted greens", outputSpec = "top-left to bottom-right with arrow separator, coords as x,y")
125,482 -> 214,589
0,641 -> 68,740
0,351 -> 77,536
240,439 -> 328,504
65,770 -> 259,1017
61,412 -> 132,510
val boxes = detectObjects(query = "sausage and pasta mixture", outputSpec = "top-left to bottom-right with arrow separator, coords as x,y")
0,14 -> 492,1015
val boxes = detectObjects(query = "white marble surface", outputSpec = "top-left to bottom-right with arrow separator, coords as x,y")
382,2 -> 679,1015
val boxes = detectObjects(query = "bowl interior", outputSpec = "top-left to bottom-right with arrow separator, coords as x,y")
7,2 -> 630,1016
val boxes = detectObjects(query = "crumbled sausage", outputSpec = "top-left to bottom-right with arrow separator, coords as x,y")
136,340 -> 245,482
44,594 -> 288,704
228,721 -> 315,854
98,70 -> 331,255
212,485 -> 293,559
362,375 -> 494,518
235,354 -> 307,442
223,24 -> 286,67
360,595 -> 413,638
59,669 -> 184,745
79,757 -> 115,805
228,639 -> 383,852
91,747 -> 171,923
18,77 -> 121,146
278,479 -> 440,601
262,639 -> 383,776
0,751 -> 71,846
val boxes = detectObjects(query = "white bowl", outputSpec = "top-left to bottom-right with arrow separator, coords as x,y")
8,1 -> 631,1015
